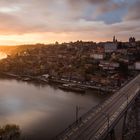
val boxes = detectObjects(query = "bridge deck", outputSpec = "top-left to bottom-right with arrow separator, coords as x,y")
54,75 -> 140,140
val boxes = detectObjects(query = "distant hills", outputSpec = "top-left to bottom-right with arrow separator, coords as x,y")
0,44 -> 44,55
0,40 -> 140,56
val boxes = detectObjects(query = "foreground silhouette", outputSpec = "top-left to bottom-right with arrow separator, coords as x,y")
0,124 -> 21,140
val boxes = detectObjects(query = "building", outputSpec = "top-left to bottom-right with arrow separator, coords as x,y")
104,42 -> 117,53
113,36 -> 117,43
99,61 -> 120,70
90,53 -> 104,60
129,37 -> 135,43
128,37 -> 136,48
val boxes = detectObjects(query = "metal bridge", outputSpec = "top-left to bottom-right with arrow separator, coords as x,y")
54,74 -> 140,140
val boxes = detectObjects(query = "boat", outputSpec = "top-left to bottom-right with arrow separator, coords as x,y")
58,84 -> 86,93
22,77 -> 31,81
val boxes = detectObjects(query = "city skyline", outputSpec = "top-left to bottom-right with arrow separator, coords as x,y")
0,0 -> 140,45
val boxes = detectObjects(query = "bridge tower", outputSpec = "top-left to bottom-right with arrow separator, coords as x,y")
135,93 -> 140,140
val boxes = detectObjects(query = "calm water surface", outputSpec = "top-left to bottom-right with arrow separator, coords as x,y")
0,78 -> 109,140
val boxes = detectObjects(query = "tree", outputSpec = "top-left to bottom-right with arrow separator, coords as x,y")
0,124 -> 21,140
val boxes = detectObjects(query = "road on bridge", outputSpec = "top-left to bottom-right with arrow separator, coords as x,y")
55,75 -> 140,140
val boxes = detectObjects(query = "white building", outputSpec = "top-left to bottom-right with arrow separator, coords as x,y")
90,53 -> 104,60
99,61 -> 120,70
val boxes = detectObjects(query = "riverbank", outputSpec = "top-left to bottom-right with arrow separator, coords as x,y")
1,71 -> 136,94
0,72 -> 119,94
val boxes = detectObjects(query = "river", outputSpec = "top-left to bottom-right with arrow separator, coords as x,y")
0,77 -> 110,140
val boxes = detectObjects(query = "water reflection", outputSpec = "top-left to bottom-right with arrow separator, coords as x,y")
0,78 -> 108,140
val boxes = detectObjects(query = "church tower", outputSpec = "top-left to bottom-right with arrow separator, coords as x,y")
113,36 -> 117,43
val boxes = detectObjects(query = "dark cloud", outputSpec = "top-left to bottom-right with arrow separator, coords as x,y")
124,1 -> 140,20
68,0 -> 110,4
96,2 -> 124,15
88,0 -> 110,4
0,0 -> 139,43
67,0 -> 111,10
67,0 -> 125,22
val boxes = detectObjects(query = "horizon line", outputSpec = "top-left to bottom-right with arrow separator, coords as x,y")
0,39 -> 139,47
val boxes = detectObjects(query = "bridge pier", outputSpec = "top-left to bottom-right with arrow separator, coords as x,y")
110,129 -> 116,140
122,111 -> 128,140
103,129 -> 116,140
135,94 -> 140,140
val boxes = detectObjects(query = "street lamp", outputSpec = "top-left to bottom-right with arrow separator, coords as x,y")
126,94 -> 129,106
75,105 -> 84,123
123,93 -> 129,106
102,112 -> 110,133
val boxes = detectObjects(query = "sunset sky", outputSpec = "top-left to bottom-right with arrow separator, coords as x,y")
0,0 -> 140,45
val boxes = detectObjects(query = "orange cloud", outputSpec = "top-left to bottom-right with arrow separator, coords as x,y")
0,0 -> 139,45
